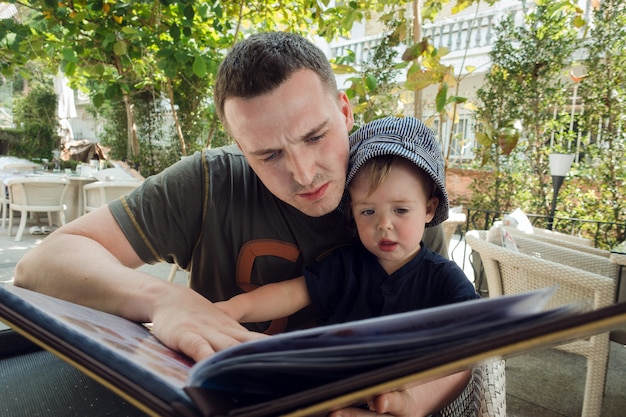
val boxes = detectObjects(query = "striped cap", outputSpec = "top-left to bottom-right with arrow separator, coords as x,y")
347,116 -> 449,227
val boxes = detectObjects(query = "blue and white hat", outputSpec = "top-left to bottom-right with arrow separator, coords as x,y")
347,116 -> 449,227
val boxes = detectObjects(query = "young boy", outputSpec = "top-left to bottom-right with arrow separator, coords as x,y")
216,116 -> 479,325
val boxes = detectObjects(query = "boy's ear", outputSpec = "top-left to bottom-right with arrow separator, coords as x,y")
425,196 -> 439,223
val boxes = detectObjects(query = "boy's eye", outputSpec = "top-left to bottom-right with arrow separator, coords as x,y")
395,208 -> 409,214
361,209 -> 375,216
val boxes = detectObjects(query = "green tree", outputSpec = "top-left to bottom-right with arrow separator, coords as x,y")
563,0 -> 626,246
0,0 -> 519,172
472,1 -> 580,215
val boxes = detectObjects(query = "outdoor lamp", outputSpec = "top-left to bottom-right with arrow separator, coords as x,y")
548,153 -> 575,230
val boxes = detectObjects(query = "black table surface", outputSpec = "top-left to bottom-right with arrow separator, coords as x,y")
0,330 -> 147,417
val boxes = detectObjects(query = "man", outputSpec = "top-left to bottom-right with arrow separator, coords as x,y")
15,32 -> 464,416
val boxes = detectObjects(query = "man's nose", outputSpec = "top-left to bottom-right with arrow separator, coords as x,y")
289,152 -> 316,186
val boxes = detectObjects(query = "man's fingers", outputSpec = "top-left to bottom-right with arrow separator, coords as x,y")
177,327 -> 267,362
178,331 -> 217,361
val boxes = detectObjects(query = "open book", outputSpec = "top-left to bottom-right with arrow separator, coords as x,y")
1,282 -> 626,417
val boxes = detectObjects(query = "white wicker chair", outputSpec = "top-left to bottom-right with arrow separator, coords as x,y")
466,230 -> 615,417
530,226 -> 594,246
434,360 -> 506,417
509,232 -> 626,344
505,226 -> 610,258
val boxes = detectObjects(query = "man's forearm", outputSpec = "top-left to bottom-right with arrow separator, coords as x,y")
15,232 -> 158,322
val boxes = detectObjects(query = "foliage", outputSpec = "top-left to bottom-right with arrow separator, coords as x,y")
0,0 -> 411,164
566,0 -> 626,246
0,128 -> 23,154
12,83 -> 58,160
422,0 -> 500,22
339,19 -> 407,131
0,0 -> 502,173
97,98 -> 127,162
471,1 -> 580,216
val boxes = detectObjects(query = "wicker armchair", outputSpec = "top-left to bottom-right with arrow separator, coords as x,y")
509,232 -> 626,344
505,226 -> 610,258
511,233 -> 618,280
466,230 -> 615,417
434,360 -> 506,417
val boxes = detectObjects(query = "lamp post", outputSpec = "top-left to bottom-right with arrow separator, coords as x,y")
548,153 -> 574,230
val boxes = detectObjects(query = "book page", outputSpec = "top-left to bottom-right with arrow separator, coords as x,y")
193,288 -> 555,366
188,288 -> 563,391
0,283 -> 194,408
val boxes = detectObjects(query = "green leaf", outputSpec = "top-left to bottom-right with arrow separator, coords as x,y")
331,63 -> 357,75
94,63 -> 105,76
573,15 -> 586,28
435,83 -> 448,113
197,3 -> 209,18
475,131 -> 492,147
92,93 -> 105,108
448,96 -> 467,104
401,39 -> 428,61
63,61 -> 76,76
113,41 -> 127,56
62,48 -> 77,63
405,69 -> 440,91
170,24 -> 180,41
365,74 -> 377,91
184,5 -> 195,21
192,56 -> 206,77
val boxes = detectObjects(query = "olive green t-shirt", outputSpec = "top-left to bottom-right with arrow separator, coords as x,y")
110,145 -> 355,331
110,145 -> 448,331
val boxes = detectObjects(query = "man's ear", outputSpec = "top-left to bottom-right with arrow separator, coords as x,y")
425,196 -> 439,223
337,90 -> 354,132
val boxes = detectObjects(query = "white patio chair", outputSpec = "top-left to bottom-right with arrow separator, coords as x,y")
82,180 -> 181,281
434,360 -> 506,417
0,186 -> 8,228
82,180 -> 141,213
505,226 -> 610,258
466,230 -> 615,417
508,231 -> 626,344
7,177 -> 70,241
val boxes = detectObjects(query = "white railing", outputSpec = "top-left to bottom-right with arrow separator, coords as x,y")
329,5 -> 525,68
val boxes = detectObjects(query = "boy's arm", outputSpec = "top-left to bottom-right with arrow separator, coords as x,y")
215,276 -> 311,323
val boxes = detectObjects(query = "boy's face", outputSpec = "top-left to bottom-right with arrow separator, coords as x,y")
349,158 -> 439,275
224,69 -> 354,217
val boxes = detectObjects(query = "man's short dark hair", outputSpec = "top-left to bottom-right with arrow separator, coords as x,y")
214,32 -> 338,130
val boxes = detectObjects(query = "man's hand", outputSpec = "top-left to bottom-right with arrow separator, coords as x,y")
149,284 -> 267,361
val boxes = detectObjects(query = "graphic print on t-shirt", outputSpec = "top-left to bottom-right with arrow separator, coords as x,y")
236,239 -> 301,334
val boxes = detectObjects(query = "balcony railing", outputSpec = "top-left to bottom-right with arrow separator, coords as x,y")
328,5 -> 525,69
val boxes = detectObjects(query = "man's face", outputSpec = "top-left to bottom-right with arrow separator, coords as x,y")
224,69 -> 354,217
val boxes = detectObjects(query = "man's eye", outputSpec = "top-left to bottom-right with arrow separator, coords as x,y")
263,152 -> 279,162
308,133 -> 326,143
